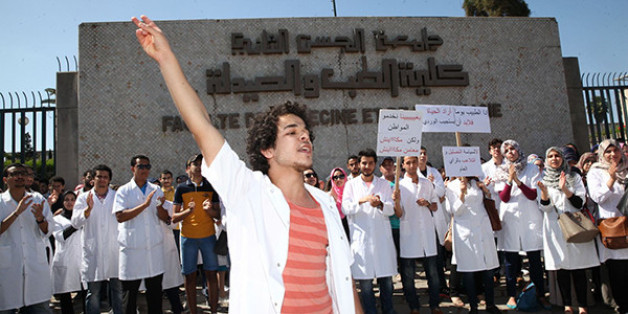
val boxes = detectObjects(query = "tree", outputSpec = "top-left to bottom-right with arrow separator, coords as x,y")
463,0 -> 530,17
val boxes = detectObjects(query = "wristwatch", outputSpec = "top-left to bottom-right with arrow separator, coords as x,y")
36,218 -> 45,224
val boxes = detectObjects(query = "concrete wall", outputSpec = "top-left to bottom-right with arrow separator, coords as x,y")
78,17 -> 572,184
56,71 -> 79,189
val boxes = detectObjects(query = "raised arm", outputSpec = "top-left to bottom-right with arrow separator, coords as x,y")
132,15 -> 224,165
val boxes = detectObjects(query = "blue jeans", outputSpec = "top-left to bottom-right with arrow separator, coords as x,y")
505,250 -> 544,298
400,256 -> 440,310
86,279 -> 123,314
357,277 -> 395,314
0,301 -> 51,314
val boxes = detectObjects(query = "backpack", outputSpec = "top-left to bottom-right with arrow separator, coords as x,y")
516,282 -> 540,312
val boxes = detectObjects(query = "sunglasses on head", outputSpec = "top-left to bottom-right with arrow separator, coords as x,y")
136,164 -> 152,170
332,174 -> 346,180
304,172 -> 317,178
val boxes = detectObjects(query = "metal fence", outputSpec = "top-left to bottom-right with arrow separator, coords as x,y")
0,91 -> 56,181
581,72 -> 628,147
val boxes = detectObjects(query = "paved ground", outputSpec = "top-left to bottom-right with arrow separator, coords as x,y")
51,271 -> 618,313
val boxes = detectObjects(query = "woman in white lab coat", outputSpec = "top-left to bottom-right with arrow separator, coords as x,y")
446,177 -> 501,314
51,191 -> 85,314
538,147 -> 600,314
587,139 -> 628,314
494,139 -> 548,309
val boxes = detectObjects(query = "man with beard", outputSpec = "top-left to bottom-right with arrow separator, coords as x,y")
132,16 -> 359,313
342,149 -> 396,314
347,155 -> 360,180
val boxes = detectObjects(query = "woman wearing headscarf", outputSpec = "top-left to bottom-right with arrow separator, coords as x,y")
494,140 -> 549,309
537,147 -> 600,314
587,139 -> 628,314
329,167 -> 350,239
445,177 -> 502,314
576,153 -> 597,183
51,191 -> 85,314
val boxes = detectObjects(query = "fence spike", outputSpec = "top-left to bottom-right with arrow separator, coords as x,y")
0,92 -> 5,110
56,57 -> 62,72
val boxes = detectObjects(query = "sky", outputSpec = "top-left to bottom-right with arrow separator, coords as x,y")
0,0 -> 627,96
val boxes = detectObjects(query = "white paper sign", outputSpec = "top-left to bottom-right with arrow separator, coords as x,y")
442,146 -> 483,177
415,104 -> 491,133
376,109 -> 424,157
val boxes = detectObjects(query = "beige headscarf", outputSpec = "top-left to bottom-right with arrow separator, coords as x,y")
591,139 -> 628,185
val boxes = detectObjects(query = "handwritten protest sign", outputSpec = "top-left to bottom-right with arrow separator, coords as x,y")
376,109 -> 424,157
442,146 -> 483,177
415,104 -> 491,133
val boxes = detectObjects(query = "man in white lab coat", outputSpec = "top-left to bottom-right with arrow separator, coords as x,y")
132,15 -> 361,314
343,149 -> 397,314
392,156 -> 442,314
113,155 -> 171,314
71,164 -> 123,314
0,163 -> 53,313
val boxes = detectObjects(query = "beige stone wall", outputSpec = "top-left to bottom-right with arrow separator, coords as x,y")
79,17 -> 570,183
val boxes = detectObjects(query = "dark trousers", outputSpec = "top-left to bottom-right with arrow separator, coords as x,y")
121,274 -> 163,314
505,251 -> 544,298
55,291 -> 86,314
164,287 -> 183,314
556,268 -> 588,307
462,270 -> 495,310
391,228 -> 400,272
606,259 -> 628,313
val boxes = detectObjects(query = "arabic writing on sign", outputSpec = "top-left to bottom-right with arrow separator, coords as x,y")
231,28 -> 443,55
207,57 -> 469,102
442,146 -> 483,177
415,105 -> 491,133
377,110 -> 424,157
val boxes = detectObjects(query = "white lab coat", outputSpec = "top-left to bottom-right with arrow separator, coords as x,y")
446,180 -> 499,272
419,166 -> 449,245
539,175 -> 600,270
113,180 -> 165,281
586,167 -> 628,262
495,165 -> 544,252
0,191 -> 53,310
342,175 -> 397,279
71,188 -> 120,282
397,176 -> 439,258
160,201 -> 184,289
51,214 -> 84,294
202,142 -> 355,314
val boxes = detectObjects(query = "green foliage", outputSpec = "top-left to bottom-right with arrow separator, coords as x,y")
463,0 -> 530,17
3,158 -> 55,180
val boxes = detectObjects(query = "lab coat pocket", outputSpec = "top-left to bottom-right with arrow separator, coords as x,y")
117,228 -> 139,249
0,245 -> 11,268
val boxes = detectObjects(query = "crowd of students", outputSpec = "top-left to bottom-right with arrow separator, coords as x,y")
301,138 -> 628,314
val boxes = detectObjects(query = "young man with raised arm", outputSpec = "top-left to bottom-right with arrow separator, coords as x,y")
132,15 -> 361,313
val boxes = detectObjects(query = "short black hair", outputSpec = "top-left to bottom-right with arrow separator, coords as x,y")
3,163 -> 25,177
83,169 -> 95,177
160,170 -> 173,177
246,101 -> 314,175
93,164 -> 113,180
420,146 -> 427,151
347,155 -> 358,162
50,176 -> 65,186
130,155 -> 150,166
358,149 -> 377,164
488,138 -> 503,150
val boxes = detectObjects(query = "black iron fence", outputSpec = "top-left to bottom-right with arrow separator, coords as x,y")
581,72 -> 628,147
0,91 -> 56,181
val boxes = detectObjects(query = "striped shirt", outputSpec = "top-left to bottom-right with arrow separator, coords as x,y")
281,200 -> 333,314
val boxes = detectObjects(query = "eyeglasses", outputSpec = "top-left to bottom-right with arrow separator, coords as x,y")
7,171 -> 27,177
136,164 -> 152,170
304,173 -> 317,179
332,174 -> 346,180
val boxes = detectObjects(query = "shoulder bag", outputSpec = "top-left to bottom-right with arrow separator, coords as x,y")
598,216 -> 628,249
557,210 -> 599,243
483,197 -> 502,231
